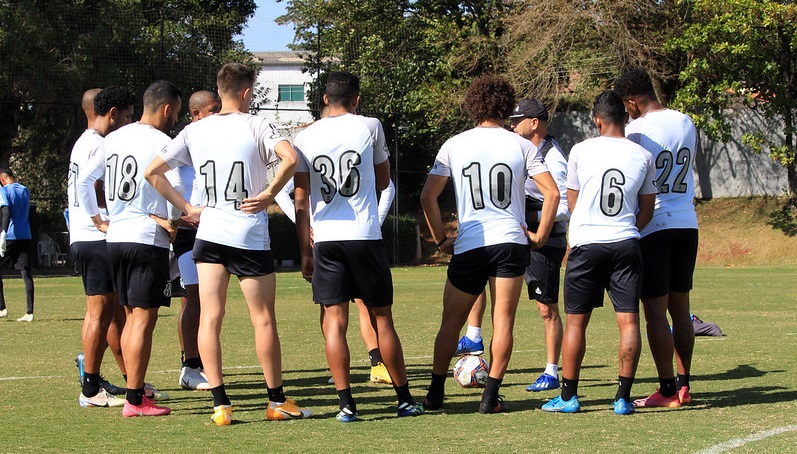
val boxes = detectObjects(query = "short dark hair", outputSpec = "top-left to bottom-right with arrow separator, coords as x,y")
217,63 -> 255,95
464,75 -> 516,123
0,168 -> 13,178
94,86 -> 135,116
614,68 -> 656,100
325,72 -> 359,106
143,80 -> 182,112
593,90 -> 626,126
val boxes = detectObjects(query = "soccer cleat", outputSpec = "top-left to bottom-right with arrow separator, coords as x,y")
541,395 -> 580,413
423,395 -> 444,411
327,376 -> 335,384
0,309 -> 7,318
455,336 -> 484,356
678,386 -> 692,404
397,401 -> 424,417
336,406 -> 357,423
369,362 -> 393,384
633,389 -> 681,408
613,398 -> 635,415
266,398 -> 312,420
75,353 -> 85,385
180,366 -> 211,390
479,395 -> 508,414
122,396 -> 171,417
79,388 -> 125,408
99,376 -> 126,395
16,313 -> 33,322
211,404 -> 233,426
144,383 -> 169,400
526,373 -> 560,392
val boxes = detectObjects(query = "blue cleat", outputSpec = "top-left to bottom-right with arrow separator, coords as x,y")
526,373 -> 560,392
397,401 -> 424,417
336,407 -> 358,423
613,398 -> 635,415
455,336 -> 484,356
541,395 -> 580,413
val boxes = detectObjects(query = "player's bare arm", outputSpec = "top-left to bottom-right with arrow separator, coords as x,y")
293,171 -> 314,282
526,171 -> 560,249
420,174 -> 454,255
148,214 -> 179,242
374,159 -> 390,192
144,156 -> 203,223
635,193 -> 656,232
240,139 -> 297,214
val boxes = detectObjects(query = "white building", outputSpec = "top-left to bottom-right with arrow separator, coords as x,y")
253,51 -> 315,133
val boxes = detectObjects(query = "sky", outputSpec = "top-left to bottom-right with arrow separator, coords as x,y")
237,0 -> 294,52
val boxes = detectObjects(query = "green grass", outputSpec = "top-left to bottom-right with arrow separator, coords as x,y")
0,266 -> 796,452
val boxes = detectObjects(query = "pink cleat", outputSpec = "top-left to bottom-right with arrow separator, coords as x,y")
123,396 -> 172,417
633,389 -> 681,408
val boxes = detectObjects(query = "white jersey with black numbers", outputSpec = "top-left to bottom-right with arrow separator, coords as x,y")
84,123 -> 175,248
566,136 -> 657,248
68,129 -> 108,244
430,126 -> 549,254
626,109 -> 699,236
160,112 -> 286,250
293,114 -> 388,243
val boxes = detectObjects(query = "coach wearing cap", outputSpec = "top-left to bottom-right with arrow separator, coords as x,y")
509,98 -> 572,393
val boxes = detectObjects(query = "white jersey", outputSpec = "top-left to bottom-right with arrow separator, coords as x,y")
626,109 -> 699,236
81,123 -> 176,248
160,112 -> 286,250
524,136 -> 570,249
68,129 -> 109,244
566,136 -> 657,248
430,126 -> 549,254
293,114 -> 389,243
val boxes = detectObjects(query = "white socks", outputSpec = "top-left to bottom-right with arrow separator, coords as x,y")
544,363 -> 559,377
465,326 -> 482,342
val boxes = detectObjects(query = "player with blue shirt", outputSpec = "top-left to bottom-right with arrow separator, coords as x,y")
0,168 -> 34,322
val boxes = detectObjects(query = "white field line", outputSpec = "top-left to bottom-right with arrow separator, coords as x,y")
694,425 -> 797,454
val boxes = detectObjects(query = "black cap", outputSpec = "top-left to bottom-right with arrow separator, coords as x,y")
509,98 -> 548,121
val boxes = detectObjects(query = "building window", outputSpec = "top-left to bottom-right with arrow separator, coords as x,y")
278,84 -> 304,102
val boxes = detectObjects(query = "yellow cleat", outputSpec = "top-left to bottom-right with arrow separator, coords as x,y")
266,398 -> 312,420
211,404 -> 233,426
370,362 -> 393,384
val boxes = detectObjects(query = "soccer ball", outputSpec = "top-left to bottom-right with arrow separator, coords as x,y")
453,355 -> 489,388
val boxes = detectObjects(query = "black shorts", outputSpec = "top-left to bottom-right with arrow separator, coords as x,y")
525,245 -> 566,304
563,239 -> 642,314
72,240 -> 115,295
312,240 -> 393,307
0,239 -> 32,270
173,228 -> 197,258
192,239 -> 275,277
448,243 -> 530,296
640,229 -> 698,298
107,242 -> 171,309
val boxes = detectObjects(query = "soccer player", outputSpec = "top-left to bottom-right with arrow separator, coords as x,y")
541,90 -> 656,415
69,86 -> 134,408
421,76 -> 560,414
173,90 -> 220,390
455,98 -> 570,394
79,79 -> 183,417
0,168 -> 35,322
614,68 -> 699,407
145,63 -> 310,426
293,71 -> 423,422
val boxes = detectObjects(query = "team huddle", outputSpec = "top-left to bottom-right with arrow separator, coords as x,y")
68,63 -> 698,423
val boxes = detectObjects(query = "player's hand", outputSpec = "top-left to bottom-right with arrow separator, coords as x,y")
437,236 -> 455,255
0,230 -> 7,257
149,214 -> 178,242
300,253 -> 314,283
96,220 -> 109,234
179,214 -> 199,229
184,205 -> 204,224
240,194 -> 272,214
521,223 -> 544,250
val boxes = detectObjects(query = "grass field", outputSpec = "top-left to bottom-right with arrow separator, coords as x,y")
0,265 -> 795,452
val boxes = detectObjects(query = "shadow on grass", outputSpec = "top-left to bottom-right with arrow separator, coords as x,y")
768,202 -> 797,236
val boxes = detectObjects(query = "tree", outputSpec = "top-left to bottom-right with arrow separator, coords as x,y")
667,0 -> 797,201
0,1 -> 255,213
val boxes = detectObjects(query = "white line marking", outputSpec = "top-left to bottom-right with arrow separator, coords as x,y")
695,425 -> 797,454
0,375 -> 61,381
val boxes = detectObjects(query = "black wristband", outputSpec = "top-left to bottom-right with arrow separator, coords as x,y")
436,237 -> 448,247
